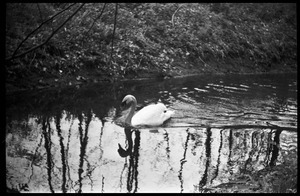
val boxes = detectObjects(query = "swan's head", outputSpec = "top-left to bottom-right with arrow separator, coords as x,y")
121,95 -> 137,109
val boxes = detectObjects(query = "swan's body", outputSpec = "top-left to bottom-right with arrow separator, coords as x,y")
122,95 -> 174,127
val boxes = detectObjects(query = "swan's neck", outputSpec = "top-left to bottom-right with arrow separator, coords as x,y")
125,101 -> 136,126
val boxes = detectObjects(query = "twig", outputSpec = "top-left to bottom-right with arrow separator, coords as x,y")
172,4 -> 182,28
10,3 -> 76,59
86,3 -> 107,34
198,55 -> 209,67
6,3 -> 84,62
36,3 -> 44,22
110,3 -> 118,65
7,3 -> 77,61
29,52 -> 36,66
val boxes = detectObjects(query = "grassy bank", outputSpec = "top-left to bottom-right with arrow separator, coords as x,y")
6,3 -> 297,92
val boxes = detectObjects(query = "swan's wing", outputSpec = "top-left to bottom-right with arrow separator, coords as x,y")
131,104 -> 161,126
131,103 -> 173,126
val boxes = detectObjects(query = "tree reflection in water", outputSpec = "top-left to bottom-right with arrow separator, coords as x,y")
6,110 -> 296,193
6,73 -> 297,193
117,127 -> 140,193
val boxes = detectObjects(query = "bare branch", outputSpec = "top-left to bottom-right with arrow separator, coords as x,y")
110,3 -> 118,64
36,3 -> 44,21
9,3 -> 76,60
6,3 -> 84,62
172,4 -> 182,28
86,3 -> 107,34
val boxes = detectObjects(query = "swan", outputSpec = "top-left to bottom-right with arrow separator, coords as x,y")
121,95 -> 174,127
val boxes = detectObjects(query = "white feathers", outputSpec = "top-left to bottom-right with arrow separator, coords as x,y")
121,95 -> 174,127
131,103 -> 174,126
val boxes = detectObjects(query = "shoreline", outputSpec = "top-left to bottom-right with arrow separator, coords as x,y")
6,67 -> 297,94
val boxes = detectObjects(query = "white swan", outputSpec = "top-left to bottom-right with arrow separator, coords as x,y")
121,95 -> 174,127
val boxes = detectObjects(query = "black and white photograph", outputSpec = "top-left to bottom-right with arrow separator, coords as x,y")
6,3 -> 297,193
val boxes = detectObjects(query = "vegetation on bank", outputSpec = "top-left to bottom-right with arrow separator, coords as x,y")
5,3 -> 298,193
6,3 -> 297,91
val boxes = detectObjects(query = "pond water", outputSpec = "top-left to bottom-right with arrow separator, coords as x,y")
6,73 -> 297,193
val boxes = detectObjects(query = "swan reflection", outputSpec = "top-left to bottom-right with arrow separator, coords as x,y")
117,127 -> 140,192
118,128 -> 133,157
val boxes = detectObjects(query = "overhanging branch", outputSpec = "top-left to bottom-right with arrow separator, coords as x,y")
86,3 -> 107,34
6,3 -> 84,62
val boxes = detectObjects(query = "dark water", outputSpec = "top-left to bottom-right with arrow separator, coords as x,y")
6,73 -> 297,193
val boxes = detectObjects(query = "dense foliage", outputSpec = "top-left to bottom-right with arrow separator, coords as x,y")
6,3 -> 297,89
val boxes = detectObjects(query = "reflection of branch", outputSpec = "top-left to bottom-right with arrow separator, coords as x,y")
264,129 -> 273,163
42,117 -> 54,193
269,129 -> 282,166
6,3 -> 84,61
132,130 -> 140,193
210,129 -> 223,184
227,129 -> 233,170
178,128 -> 190,193
119,159 -> 128,191
199,128 -> 211,189
56,112 -> 67,193
99,124 -> 105,161
101,176 -> 105,193
255,131 -> 265,162
77,110 -> 92,193
126,129 -> 140,193
29,130 -> 44,184
163,129 -> 170,159
66,118 -> 75,190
